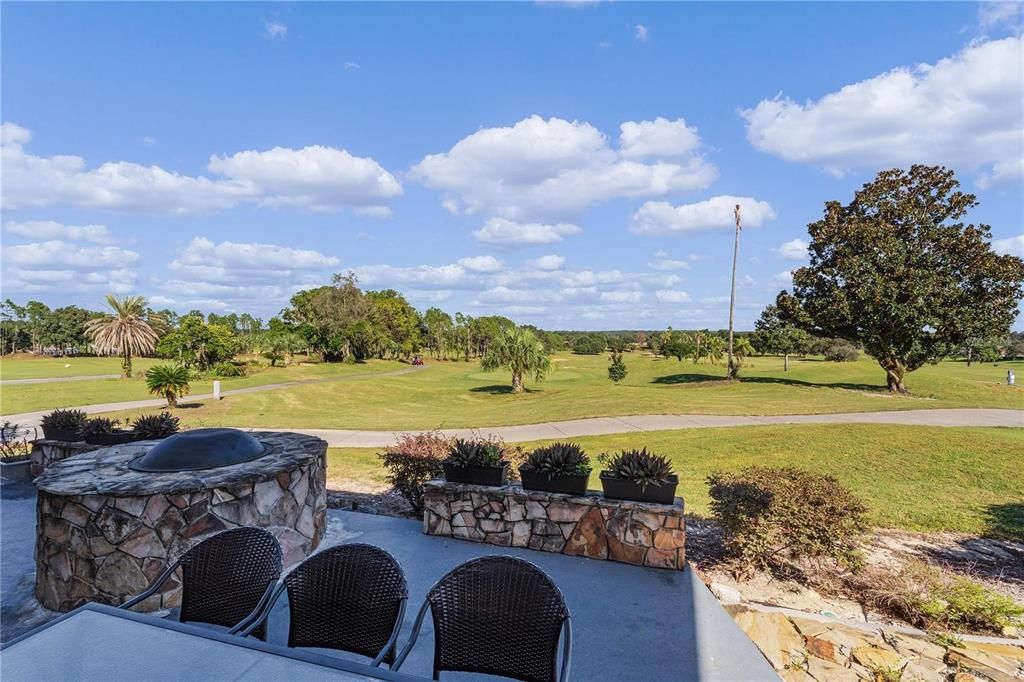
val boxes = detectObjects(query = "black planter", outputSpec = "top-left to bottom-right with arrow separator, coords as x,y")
85,430 -> 139,446
443,461 -> 508,486
41,426 -> 83,442
519,467 -> 590,496
600,472 -> 679,505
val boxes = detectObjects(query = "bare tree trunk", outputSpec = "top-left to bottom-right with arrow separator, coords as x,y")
121,353 -> 132,379
881,358 -> 908,393
511,372 -> 524,393
784,353 -> 789,372
727,204 -> 742,380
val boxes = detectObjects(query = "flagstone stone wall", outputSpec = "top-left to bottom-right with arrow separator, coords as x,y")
422,480 -> 686,570
30,440 -> 100,477
33,432 -> 327,612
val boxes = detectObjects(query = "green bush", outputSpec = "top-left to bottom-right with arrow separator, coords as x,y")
522,442 -> 591,477
378,431 -> 451,514
211,361 -> 245,378
608,351 -> 628,383
707,466 -> 868,573
823,339 -> 859,362
572,333 -> 607,355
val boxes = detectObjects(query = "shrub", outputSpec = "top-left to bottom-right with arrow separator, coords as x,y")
40,409 -> 88,434
599,448 -> 675,490
446,438 -> 503,468
608,351 -> 628,383
707,467 -> 868,574
823,339 -> 859,362
849,560 -> 1024,633
83,417 -> 119,436
572,333 -> 607,355
131,412 -> 180,439
0,422 -> 31,462
522,443 -> 591,477
378,431 -> 451,514
211,361 -> 245,378
145,364 -> 191,408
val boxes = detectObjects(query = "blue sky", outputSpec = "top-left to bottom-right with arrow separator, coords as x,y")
2,1 -> 1022,330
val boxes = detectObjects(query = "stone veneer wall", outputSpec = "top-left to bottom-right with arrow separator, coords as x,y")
30,440 -> 100,477
34,432 -> 327,612
423,480 -> 686,570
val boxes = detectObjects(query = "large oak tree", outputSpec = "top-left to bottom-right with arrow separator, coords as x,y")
777,165 -> 1024,393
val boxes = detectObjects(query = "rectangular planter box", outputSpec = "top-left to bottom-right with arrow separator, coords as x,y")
442,461 -> 508,486
600,473 -> 679,505
85,431 -> 139,446
0,458 -> 32,483
519,468 -> 590,496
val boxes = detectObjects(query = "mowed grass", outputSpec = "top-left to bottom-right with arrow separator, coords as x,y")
0,359 -> 407,414
96,353 -> 1023,430
325,424 -> 1024,539
0,354 -> 165,380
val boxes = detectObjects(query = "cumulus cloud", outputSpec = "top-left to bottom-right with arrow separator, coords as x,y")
263,20 -> 287,39
634,24 -> 649,42
648,252 -> 690,271
410,115 -> 716,221
655,290 -> 692,303
0,123 -> 402,214
993,234 -> 1024,258
631,195 -> 776,235
4,240 -> 140,270
355,263 -> 472,290
170,237 -> 339,282
2,240 -> 140,294
4,220 -> 112,243
473,218 -> 582,248
776,238 -> 808,260
528,254 -> 566,271
741,37 -> 1024,185
978,2 -> 1020,31
457,255 -> 505,273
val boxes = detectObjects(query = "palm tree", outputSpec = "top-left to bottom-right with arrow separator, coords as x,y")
84,295 -> 160,378
145,364 -> 191,408
481,326 -> 551,393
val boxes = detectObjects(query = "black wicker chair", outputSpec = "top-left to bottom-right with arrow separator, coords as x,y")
230,544 -> 408,667
393,555 -> 572,682
120,527 -> 283,641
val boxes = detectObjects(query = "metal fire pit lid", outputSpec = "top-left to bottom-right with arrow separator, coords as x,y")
128,428 -> 271,472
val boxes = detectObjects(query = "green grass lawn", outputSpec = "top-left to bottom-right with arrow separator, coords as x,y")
0,359 -> 407,414
325,424 -> 1024,540
91,353 -> 1023,429
0,355 -> 165,380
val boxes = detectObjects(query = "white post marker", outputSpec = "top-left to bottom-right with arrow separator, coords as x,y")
1009,370 -> 1015,386
213,380 -> 222,400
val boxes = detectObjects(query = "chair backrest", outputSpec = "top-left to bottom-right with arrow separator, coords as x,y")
285,544 -> 408,661
179,527 -> 283,639
426,556 -> 569,682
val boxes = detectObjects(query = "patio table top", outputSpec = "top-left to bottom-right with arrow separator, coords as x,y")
0,603 -> 425,682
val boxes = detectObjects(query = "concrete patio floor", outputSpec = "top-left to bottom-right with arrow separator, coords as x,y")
0,479 -> 775,680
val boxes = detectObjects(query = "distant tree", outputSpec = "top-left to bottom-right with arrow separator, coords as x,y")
145,364 -> 191,408
84,295 -> 161,378
777,166 -> 1024,392
156,314 -> 239,370
663,331 -> 695,362
573,333 -> 606,355
423,307 -> 454,359
822,339 -> 859,362
607,335 -> 629,353
608,350 -> 628,383
481,326 -> 552,393
962,337 -> 1004,365
732,337 -> 755,366
751,305 -> 812,371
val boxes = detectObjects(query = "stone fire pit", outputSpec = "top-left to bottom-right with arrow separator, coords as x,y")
33,431 -> 327,612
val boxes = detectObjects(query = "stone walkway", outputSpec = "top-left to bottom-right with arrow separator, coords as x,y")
227,408 -> 1023,447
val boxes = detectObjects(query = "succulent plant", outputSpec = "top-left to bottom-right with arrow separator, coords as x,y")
131,412 -> 180,439
446,438 -> 504,468
40,409 -> 88,433
83,417 -> 121,436
522,442 -> 591,477
600,448 -> 675,490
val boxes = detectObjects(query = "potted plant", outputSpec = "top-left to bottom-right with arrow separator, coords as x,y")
84,417 -> 138,446
442,438 -> 508,486
131,412 -> 181,440
519,442 -> 592,495
40,409 -> 88,442
599,448 -> 678,504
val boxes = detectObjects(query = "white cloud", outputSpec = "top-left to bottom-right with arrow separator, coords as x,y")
528,254 -> 566,271
772,270 -> 794,288
619,118 -> 700,159
4,220 -> 112,243
634,24 -> 649,42
4,240 -> 139,270
1,123 -> 402,214
411,115 -> 716,221
631,195 -> 776,235
171,237 -> 338,277
977,157 -> 1024,189
457,255 -> 505,273
473,218 -> 582,248
979,2 -> 1020,31
655,290 -> 692,303
601,290 -> 642,303
993,234 -> 1024,257
776,238 -> 808,260
343,61 -> 361,70
2,240 -> 140,295
142,136 -> 158,147
648,253 -> 690,271
263,20 -> 287,39
355,263 -> 472,290
741,37 -> 1024,185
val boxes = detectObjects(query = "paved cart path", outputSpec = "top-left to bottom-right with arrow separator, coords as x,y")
1,374 -> 122,385
227,408 -> 1022,447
